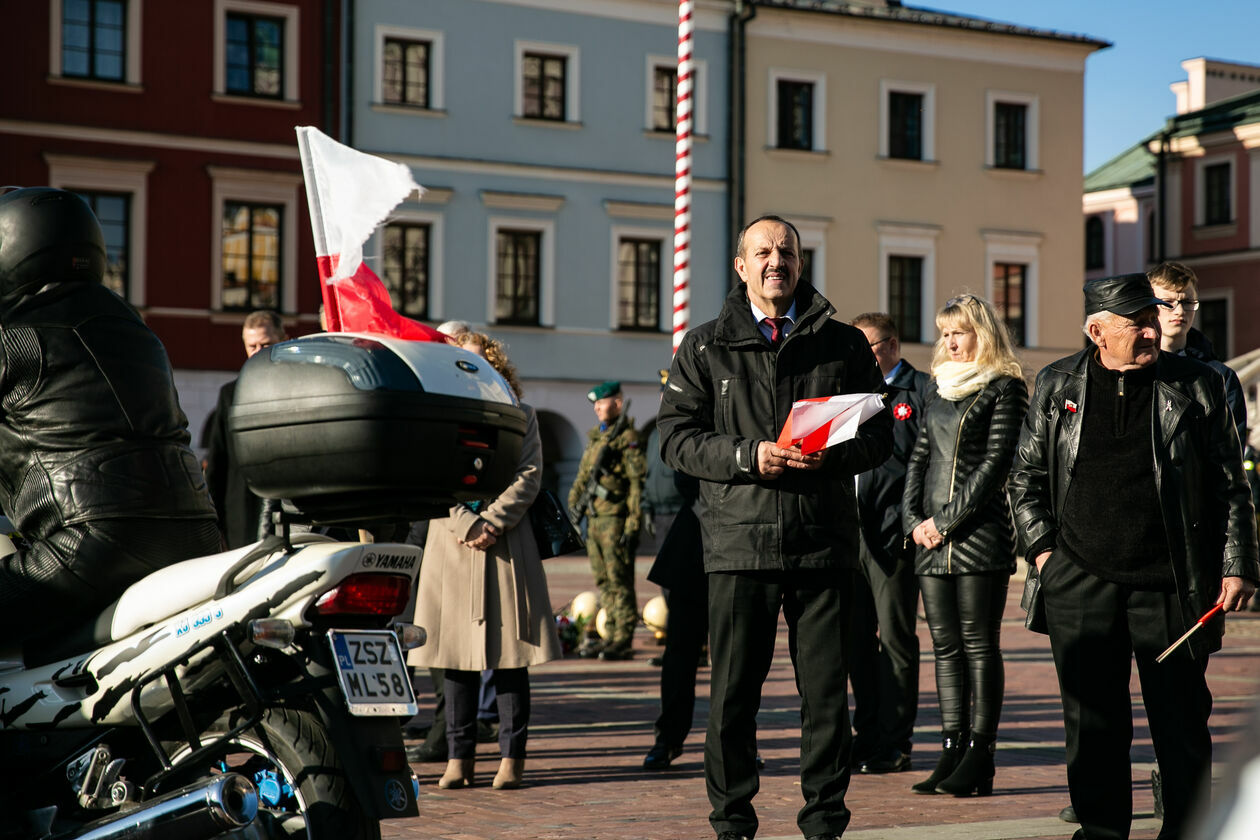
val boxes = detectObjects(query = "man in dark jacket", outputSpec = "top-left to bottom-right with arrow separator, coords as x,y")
1010,273 -> 1258,840
658,215 -> 892,840
847,313 -> 930,774
0,188 -> 220,636
205,310 -> 288,549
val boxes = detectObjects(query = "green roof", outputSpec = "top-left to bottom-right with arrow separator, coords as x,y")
1084,139 -> 1156,193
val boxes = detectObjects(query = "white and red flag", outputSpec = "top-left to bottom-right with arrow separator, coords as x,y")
775,393 -> 886,455
295,126 -> 445,341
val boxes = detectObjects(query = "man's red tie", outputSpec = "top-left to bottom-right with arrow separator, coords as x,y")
764,317 -> 786,345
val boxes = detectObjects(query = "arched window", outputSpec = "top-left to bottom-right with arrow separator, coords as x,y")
1085,216 -> 1104,270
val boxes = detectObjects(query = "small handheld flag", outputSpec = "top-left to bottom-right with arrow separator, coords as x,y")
775,393 -> 885,455
1156,603 -> 1224,663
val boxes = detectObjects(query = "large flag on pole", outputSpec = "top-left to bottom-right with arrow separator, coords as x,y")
295,126 -> 445,341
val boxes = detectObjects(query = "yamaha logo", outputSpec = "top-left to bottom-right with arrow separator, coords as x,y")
455,359 -> 479,373
362,552 -> 416,570
384,778 -> 409,812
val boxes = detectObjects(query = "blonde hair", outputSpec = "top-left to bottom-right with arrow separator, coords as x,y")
457,332 -> 523,399
930,294 -> 1023,380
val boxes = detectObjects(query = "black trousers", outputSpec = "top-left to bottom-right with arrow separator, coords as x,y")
1043,559 -> 1212,840
446,667 -> 530,759
706,569 -> 853,839
653,574 -> 709,749
918,572 -> 1008,736
848,538 -> 920,756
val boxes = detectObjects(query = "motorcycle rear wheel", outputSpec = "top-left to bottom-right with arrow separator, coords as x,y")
170,706 -> 380,840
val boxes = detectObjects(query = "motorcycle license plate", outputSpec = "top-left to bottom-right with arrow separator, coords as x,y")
327,630 -> 418,717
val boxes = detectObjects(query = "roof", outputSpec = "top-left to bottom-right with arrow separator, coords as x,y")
1084,138 -> 1156,193
754,0 -> 1111,49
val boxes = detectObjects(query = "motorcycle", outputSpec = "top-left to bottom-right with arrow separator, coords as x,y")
0,334 -> 527,839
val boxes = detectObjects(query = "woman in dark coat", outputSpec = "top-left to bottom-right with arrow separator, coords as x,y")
902,294 -> 1028,796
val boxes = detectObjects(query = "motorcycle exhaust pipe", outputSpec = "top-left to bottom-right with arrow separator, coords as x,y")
66,773 -> 258,840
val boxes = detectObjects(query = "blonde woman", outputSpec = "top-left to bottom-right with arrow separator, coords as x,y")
411,332 -> 562,790
901,295 -> 1028,796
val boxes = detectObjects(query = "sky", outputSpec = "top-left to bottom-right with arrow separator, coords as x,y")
932,0 -> 1260,174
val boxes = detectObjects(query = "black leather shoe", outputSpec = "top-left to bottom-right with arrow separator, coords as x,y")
716,833 -> 751,840
642,742 -> 683,770
599,645 -> 633,661
1059,805 -> 1078,823
860,747 -> 911,774
805,834 -> 841,840
406,742 -> 448,763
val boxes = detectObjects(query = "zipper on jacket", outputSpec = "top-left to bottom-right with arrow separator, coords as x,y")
943,390 -> 984,573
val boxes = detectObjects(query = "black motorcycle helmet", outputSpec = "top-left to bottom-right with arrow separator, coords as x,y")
0,187 -> 106,303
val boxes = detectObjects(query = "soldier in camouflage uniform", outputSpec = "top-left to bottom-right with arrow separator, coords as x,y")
568,380 -> 645,660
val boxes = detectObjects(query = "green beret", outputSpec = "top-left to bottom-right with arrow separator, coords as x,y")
587,380 -> 621,402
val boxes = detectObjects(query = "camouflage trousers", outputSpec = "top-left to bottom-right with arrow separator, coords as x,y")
586,515 -> 639,649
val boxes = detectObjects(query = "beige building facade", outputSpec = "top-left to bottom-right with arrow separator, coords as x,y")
738,1 -> 1106,371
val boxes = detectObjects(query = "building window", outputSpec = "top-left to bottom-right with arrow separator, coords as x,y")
382,222 -> 430,318
522,53 -> 566,121
62,0 -> 125,81
617,238 -> 661,331
1198,299 -> 1228,357
1147,209 -> 1157,263
495,230 -> 541,325
653,65 -> 677,132
1085,216 -> 1104,270
993,262 -> 1026,346
887,256 -> 923,343
1204,162 -> 1232,225
799,248 -> 815,288
225,12 -> 284,98
994,102 -> 1027,169
382,38 -> 429,108
776,80 -> 814,151
75,191 -> 129,299
888,91 -> 923,160
221,201 -> 282,311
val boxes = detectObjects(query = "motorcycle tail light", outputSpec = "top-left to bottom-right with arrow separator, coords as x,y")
375,746 -> 409,774
313,574 -> 411,616
249,618 -> 296,649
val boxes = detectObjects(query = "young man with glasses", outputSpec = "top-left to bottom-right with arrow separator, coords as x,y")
1148,262 -> 1247,450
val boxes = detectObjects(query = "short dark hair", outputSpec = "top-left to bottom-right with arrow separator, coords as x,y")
734,214 -> 801,260
851,312 -> 897,338
243,310 -> 285,335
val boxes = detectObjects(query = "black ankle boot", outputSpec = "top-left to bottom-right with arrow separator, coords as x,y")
910,730 -> 965,794
935,731 -> 995,796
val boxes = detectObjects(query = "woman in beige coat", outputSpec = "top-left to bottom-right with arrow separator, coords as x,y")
411,333 -> 562,790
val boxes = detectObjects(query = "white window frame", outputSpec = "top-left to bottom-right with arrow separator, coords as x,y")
985,90 -> 1039,170
768,68 -> 827,152
1197,289 -> 1234,358
374,24 -> 444,110
487,216 -> 555,327
982,230 -> 1041,347
213,0 -> 300,103
645,54 -> 708,136
609,225 -> 669,331
879,79 -> 935,161
795,219 -> 828,294
514,40 -> 580,123
208,167 -> 300,313
49,0 -> 143,85
372,208 -> 445,321
876,224 -> 938,343
1194,152 -> 1234,227
45,154 -> 154,306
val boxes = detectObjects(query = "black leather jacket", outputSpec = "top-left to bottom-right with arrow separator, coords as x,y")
902,375 -> 1028,575
1009,348 -> 1259,657
0,283 -> 216,541
659,283 -> 892,573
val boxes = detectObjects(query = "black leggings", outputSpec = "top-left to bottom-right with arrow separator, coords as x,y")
445,667 -> 530,759
918,573 -> 1008,736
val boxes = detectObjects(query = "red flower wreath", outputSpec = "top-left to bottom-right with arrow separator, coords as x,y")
893,402 -> 913,421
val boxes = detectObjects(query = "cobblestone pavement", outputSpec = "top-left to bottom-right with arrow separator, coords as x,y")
383,557 -> 1260,840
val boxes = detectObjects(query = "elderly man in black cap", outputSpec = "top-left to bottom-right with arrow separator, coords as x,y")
1010,273 -> 1258,840
568,380 -> 645,660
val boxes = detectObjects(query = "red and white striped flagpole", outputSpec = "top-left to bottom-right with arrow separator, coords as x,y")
672,0 -> 694,355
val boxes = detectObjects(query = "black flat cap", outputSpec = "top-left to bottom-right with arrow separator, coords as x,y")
1084,273 -> 1171,317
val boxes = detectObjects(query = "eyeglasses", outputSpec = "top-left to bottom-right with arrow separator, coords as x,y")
1156,298 -> 1199,311
869,336 -> 892,349
945,294 -> 975,308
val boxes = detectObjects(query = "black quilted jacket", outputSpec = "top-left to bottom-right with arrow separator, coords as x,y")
902,374 -> 1028,575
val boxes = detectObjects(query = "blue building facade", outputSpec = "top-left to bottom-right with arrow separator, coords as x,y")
349,0 -> 730,486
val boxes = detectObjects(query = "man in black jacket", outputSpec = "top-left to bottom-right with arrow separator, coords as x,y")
0,188 -> 220,636
848,313 -> 930,775
659,215 -> 892,840
1010,273 -> 1258,840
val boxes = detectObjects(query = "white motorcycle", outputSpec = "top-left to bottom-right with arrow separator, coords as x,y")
0,335 -> 527,840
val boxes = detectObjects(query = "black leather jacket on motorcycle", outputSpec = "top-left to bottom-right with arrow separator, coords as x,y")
1009,348 -> 1259,658
0,188 -> 218,633
658,282 -> 892,573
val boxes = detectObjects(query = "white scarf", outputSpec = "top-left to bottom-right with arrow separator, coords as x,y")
933,360 -> 997,402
